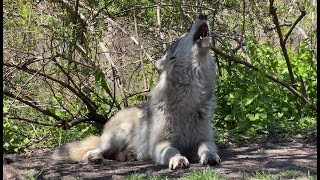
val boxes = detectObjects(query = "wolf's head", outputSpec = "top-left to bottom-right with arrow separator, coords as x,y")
156,14 -> 212,71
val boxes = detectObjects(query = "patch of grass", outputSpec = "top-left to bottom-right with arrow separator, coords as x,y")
25,167 -> 45,180
243,169 -> 317,180
180,167 -> 226,180
125,169 -> 316,180
125,173 -> 168,180
125,173 -> 147,180
126,168 -> 225,180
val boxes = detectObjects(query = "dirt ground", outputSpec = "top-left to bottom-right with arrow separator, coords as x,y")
3,138 -> 317,180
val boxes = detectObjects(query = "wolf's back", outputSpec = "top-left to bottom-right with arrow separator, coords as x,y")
52,135 -> 101,161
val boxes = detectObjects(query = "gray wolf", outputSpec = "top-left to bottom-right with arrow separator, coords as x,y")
52,14 -> 221,170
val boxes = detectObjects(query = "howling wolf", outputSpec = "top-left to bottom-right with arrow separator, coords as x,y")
52,14 -> 221,170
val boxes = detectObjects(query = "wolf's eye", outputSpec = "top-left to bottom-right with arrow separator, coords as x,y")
170,56 -> 176,60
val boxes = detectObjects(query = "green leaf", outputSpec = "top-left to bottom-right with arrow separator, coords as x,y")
260,113 -> 267,119
81,126 -> 89,133
95,69 -> 110,92
244,94 -> 258,106
224,114 -> 233,121
246,127 -> 256,135
4,142 -> 9,148
282,107 -> 289,111
246,114 -> 259,121
277,112 -> 284,118
3,105 -> 9,114
23,138 -> 29,144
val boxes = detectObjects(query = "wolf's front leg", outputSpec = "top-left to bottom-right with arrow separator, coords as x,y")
153,142 -> 189,170
198,141 -> 221,166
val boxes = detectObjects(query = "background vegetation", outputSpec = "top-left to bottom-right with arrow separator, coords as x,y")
3,0 -> 317,153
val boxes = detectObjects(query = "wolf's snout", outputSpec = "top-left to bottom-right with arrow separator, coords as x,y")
198,14 -> 208,20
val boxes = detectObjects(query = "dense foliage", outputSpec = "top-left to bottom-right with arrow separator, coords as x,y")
3,0 -> 317,153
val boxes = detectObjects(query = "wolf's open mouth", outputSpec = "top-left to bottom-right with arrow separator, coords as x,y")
194,22 -> 209,42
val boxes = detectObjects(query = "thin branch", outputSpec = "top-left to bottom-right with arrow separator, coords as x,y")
284,10 -> 307,43
88,0 -> 114,23
269,0 -> 297,89
239,0 -> 246,44
65,116 -> 91,128
66,113 -> 108,127
105,66 -> 120,116
299,76 -> 307,98
157,3 -> 166,50
7,116 -> 54,127
99,42 -> 128,107
119,89 -> 151,105
43,71 -> 75,119
178,0 -> 189,28
267,22 -> 292,31
133,11 -> 147,92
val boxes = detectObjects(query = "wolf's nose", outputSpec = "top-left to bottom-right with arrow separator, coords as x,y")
198,14 -> 207,20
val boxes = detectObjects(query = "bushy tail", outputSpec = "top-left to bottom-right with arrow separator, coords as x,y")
52,135 -> 101,161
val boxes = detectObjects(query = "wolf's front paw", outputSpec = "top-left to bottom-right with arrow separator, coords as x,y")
200,152 -> 221,166
81,150 -> 104,164
169,155 -> 189,170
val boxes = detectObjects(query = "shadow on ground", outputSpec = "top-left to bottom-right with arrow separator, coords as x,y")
3,141 -> 317,179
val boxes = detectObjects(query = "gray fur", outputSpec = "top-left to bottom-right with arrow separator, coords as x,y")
58,14 -> 220,170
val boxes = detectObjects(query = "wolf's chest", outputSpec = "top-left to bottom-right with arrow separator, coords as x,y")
172,119 -> 210,152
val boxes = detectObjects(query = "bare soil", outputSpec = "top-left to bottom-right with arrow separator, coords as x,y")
3,139 -> 317,180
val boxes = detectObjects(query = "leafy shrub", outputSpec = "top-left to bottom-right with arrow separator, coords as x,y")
214,39 -> 317,142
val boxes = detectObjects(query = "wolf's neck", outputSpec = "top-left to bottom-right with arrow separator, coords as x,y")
193,52 -> 210,67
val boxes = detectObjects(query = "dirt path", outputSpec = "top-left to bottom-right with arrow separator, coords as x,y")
3,140 -> 317,179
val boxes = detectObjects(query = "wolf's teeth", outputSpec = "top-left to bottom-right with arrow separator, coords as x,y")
200,36 -> 203,39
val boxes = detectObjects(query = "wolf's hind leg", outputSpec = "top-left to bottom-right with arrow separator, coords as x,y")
81,133 -> 113,163
198,141 -> 221,166
153,142 -> 189,170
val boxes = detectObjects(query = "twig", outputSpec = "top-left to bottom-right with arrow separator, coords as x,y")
133,11 -> 147,93
267,22 -> 292,31
7,116 -> 54,127
284,10 -> 306,43
66,113 -> 108,127
299,76 -> 307,98
88,0 -> 114,23
157,3 -> 166,50
99,42 -> 128,107
178,0 -> 189,28
42,69 -> 75,119
119,89 -> 151,105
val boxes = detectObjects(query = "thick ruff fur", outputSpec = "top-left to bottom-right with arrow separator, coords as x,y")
52,14 -> 221,170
